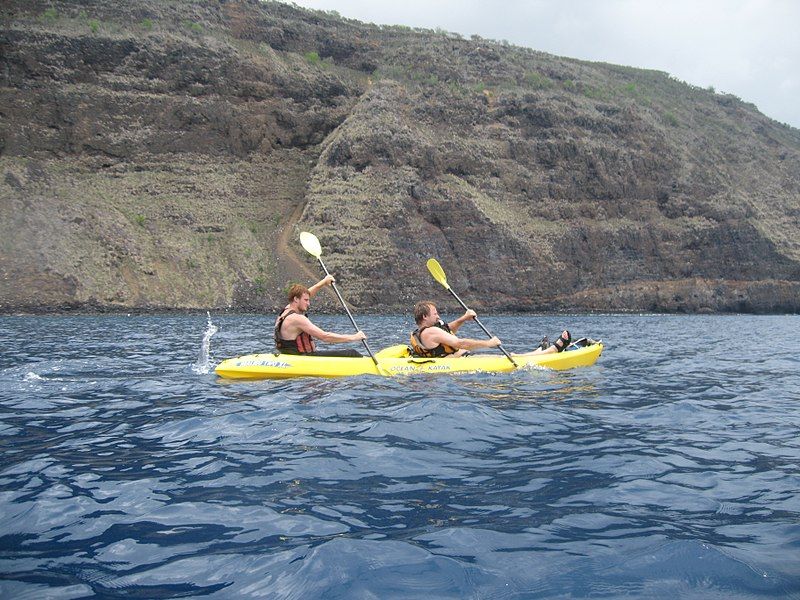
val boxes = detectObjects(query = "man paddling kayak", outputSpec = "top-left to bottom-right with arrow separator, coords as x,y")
275,276 -> 366,357
410,301 -> 571,358
410,301 -> 500,358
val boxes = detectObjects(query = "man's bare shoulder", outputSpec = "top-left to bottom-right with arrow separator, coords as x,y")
421,326 -> 447,341
283,312 -> 310,324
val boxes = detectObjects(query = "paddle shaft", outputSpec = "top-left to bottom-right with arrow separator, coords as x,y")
315,257 -> 379,365
444,286 -> 518,368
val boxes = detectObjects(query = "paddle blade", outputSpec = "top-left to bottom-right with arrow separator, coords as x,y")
299,231 -> 322,258
426,258 -> 449,289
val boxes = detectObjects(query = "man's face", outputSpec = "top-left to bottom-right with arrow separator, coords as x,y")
294,293 -> 311,313
423,305 -> 440,326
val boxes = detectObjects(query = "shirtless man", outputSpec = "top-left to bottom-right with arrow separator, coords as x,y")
410,300 -> 570,358
410,301 -> 501,358
274,276 -> 366,357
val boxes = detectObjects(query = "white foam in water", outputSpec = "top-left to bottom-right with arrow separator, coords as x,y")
24,372 -> 43,381
192,312 -> 218,374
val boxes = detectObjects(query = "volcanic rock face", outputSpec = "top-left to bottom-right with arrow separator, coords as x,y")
2,0 -> 799,313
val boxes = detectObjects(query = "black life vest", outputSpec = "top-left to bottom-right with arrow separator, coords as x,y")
274,309 -> 316,354
410,320 -> 458,357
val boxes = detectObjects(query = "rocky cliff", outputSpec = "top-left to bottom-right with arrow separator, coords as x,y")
2,0 -> 799,314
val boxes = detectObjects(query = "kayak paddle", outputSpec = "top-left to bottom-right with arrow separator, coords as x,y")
299,231 -> 383,372
426,258 -> 518,368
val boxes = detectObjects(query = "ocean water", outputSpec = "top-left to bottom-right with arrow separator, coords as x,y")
0,313 -> 798,599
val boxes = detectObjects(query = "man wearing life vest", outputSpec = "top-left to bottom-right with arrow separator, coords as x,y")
410,301 -> 501,358
275,276 -> 366,357
411,300 -> 573,358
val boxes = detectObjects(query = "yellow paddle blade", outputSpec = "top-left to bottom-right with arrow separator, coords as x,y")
426,258 -> 449,289
299,231 -> 322,258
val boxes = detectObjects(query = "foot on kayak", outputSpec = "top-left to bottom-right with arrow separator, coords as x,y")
553,330 -> 571,352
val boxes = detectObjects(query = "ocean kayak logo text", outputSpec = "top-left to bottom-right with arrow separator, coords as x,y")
390,364 -> 452,372
234,359 -> 291,368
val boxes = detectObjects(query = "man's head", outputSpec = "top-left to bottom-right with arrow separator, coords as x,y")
287,284 -> 311,313
414,301 -> 439,325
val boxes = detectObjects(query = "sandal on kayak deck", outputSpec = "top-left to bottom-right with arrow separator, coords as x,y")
553,330 -> 571,352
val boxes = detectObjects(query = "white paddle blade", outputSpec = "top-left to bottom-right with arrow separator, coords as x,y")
299,231 -> 322,258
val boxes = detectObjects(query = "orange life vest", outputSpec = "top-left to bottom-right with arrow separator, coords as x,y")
410,320 -> 457,358
274,309 -> 316,354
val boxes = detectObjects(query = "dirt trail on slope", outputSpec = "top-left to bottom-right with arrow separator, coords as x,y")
273,191 -> 340,310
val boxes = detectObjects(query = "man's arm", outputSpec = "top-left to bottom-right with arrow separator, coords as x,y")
448,309 -> 476,334
423,327 -> 500,351
308,275 -> 335,298
293,314 -> 366,344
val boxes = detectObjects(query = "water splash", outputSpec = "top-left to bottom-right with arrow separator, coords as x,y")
192,312 -> 218,374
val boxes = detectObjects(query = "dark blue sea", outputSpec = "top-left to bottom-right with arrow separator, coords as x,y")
1,313 -> 798,599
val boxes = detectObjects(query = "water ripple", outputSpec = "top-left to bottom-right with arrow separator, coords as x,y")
1,314 -> 799,598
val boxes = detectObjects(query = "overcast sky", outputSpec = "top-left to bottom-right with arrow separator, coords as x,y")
288,0 -> 800,130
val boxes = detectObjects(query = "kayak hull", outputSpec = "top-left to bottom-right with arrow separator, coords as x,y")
214,342 -> 603,380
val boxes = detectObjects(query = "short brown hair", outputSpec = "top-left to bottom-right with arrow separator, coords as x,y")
414,300 -> 436,325
287,283 -> 309,303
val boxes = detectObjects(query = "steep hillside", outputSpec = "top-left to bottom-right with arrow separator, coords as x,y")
2,0 -> 799,313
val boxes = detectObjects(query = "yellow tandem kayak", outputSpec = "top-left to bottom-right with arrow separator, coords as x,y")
214,341 -> 603,380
